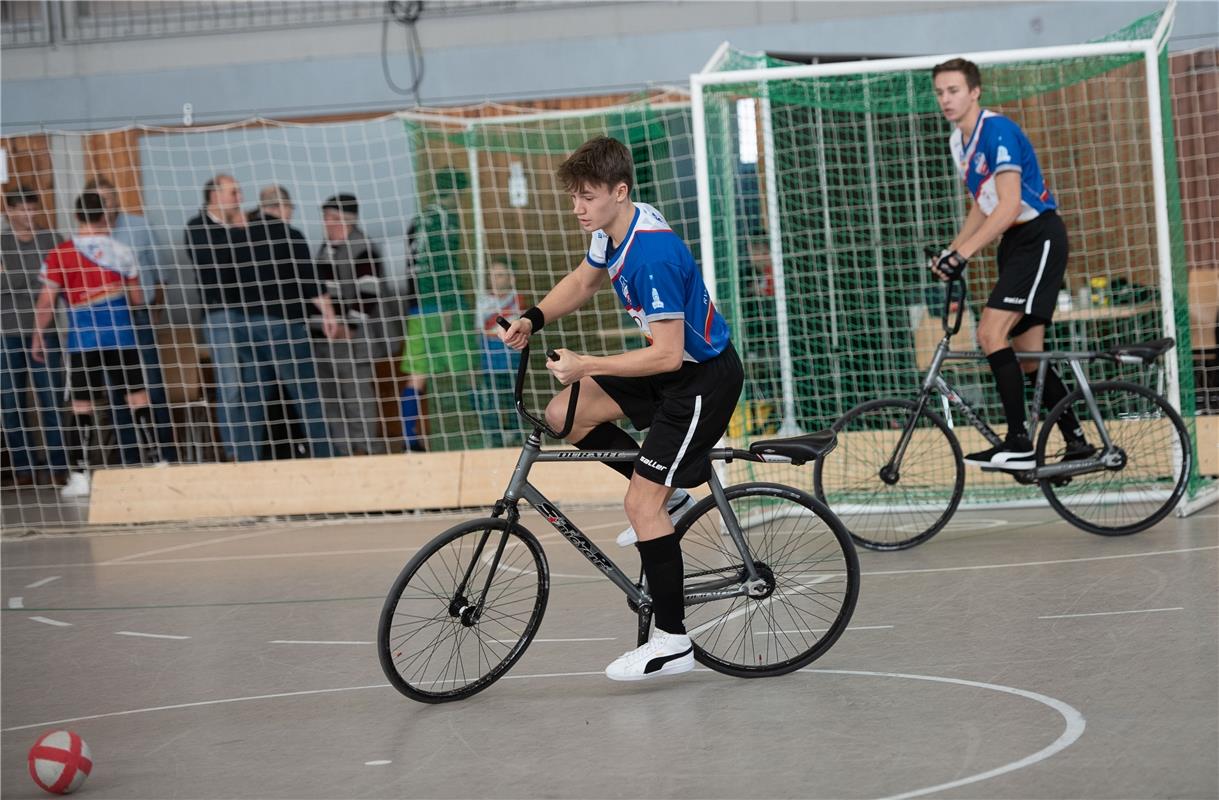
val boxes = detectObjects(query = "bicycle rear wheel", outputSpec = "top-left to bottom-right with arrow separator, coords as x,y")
1037,380 -> 1191,535
679,483 -> 859,677
813,398 -> 964,550
378,518 -> 549,703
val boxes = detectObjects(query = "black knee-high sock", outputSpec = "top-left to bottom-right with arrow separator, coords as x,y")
986,348 -> 1028,441
575,422 -> 638,480
68,414 -> 95,471
637,534 -> 686,635
132,406 -> 161,461
1025,369 -> 1084,442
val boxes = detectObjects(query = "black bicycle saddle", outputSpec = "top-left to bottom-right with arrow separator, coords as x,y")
748,430 -> 838,465
1105,337 -> 1175,363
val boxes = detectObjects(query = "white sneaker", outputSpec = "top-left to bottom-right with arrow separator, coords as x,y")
60,471 -> 91,499
605,629 -> 695,682
616,490 -> 694,548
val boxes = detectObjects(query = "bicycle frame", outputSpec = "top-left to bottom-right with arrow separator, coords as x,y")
890,282 -> 1129,483
451,324 -> 795,639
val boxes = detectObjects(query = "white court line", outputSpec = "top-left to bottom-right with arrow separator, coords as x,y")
8,597 -> 24,609
25,576 -> 61,589
100,528 -> 287,564
756,625 -> 893,635
28,616 -> 71,627
271,640 -> 373,645
862,544 -> 1219,578
270,637 -> 617,646
1039,606 -> 1184,620
0,667 -> 1087,800
1,546 -> 425,571
115,631 -> 191,640
5,541 -> 1214,576
825,669 -> 1086,800
496,637 -> 616,644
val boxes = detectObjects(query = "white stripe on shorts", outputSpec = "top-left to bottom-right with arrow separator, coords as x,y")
666,395 -> 702,487
1026,239 -> 1052,314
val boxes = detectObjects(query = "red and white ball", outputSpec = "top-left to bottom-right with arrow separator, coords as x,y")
27,730 -> 93,795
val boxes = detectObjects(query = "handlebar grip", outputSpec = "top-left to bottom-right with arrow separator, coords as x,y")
495,315 -> 511,331
546,349 -> 560,362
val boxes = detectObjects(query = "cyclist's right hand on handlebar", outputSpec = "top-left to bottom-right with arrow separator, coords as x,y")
930,249 -> 968,282
497,315 -> 533,350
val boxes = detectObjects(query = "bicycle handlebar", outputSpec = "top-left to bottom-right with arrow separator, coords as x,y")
496,316 -> 580,440
924,246 -> 966,336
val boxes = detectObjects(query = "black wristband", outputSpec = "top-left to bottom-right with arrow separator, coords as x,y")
521,306 -> 545,332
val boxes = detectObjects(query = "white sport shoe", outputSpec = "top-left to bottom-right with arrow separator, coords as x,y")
616,490 -> 694,548
605,629 -> 695,682
60,471 -> 91,499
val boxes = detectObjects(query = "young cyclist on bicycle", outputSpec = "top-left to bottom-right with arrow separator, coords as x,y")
930,58 -> 1091,470
500,136 -> 744,681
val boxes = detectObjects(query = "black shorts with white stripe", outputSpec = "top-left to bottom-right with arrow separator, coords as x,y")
987,209 -> 1069,335
592,342 -> 743,489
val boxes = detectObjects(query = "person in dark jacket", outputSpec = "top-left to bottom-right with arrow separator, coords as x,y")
1,185 -> 69,486
185,173 -> 260,461
244,185 -> 337,459
313,193 -> 386,455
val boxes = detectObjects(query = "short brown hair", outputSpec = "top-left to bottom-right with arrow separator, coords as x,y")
932,58 -> 982,91
557,136 -> 634,195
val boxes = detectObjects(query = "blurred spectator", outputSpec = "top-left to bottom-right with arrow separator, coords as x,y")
245,185 -> 336,459
1,185 -> 69,486
400,168 -> 473,451
32,191 -> 161,500
473,258 -> 524,447
85,175 -> 177,464
314,193 -> 387,456
742,236 -> 781,396
184,174 -> 262,461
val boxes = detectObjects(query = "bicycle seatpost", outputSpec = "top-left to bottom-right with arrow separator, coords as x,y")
495,315 -> 581,439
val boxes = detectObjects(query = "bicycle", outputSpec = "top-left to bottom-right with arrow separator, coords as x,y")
813,277 -> 1192,551
378,326 -> 860,703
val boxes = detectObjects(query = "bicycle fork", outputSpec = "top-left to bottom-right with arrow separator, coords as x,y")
447,502 -> 517,627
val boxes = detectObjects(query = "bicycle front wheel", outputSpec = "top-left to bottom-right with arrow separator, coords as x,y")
813,398 -> 964,550
679,483 -> 859,678
377,518 -> 549,703
1038,380 -> 1191,535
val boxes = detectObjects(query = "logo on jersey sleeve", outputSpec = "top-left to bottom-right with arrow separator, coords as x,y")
651,287 -> 664,310
996,144 -> 1012,165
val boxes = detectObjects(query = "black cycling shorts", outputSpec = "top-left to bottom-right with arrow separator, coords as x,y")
593,343 -> 744,489
987,210 -> 1069,336
69,348 -> 145,402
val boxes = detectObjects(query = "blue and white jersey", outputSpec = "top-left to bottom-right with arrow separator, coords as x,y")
586,202 -> 730,363
950,110 -> 1056,223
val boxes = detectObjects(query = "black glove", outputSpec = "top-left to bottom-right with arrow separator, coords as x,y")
933,250 -> 968,281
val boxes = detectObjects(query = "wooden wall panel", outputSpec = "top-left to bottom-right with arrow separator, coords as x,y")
84,130 -> 145,214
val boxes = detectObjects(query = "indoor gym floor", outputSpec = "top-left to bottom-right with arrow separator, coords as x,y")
1,502 -> 1216,799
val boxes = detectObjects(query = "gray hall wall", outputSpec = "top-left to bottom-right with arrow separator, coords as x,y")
3,1 -> 1216,132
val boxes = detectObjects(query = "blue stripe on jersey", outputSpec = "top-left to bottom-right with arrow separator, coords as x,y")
66,295 -> 137,352
588,204 -> 730,363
